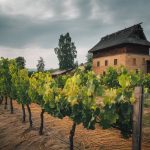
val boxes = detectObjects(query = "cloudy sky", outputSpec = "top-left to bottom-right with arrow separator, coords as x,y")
0,0 -> 150,69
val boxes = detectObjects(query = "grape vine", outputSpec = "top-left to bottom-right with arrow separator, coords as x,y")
0,57 -> 150,150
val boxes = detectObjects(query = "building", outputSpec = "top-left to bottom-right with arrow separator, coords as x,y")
89,23 -> 150,74
51,68 -> 74,77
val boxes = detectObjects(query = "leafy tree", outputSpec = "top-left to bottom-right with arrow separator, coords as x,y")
54,33 -> 77,70
37,57 -> 45,72
85,53 -> 93,70
15,56 -> 26,69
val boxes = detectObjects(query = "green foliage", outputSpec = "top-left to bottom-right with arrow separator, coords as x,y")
99,66 -> 138,137
85,53 -> 93,71
143,73 -> 150,88
54,32 -> 77,70
0,57 -> 11,97
63,71 -> 103,129
9,59 -> 18,99
101,67 -> 119,88
15,57 -> 26,69
55,75 -> 69,88
37,57 -> 45,72
115,103 -> 132,138
43,66 -> 140,137
102,66 -> 143,99
15,69 -> 30,104
2,56 -> 150,141
28,72 -> 50,107
100,104 -> 119,129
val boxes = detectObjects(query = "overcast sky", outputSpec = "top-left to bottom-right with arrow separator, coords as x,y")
0,0 -> 150,69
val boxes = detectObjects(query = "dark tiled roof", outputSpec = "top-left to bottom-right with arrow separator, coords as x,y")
89,23 -> 150,52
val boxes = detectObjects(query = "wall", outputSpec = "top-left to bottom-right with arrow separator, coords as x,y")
93,53 -> 127,74
126,53 -> 150,73
93,53 -> 150,74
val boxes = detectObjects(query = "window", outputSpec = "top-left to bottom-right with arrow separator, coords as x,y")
105,60 -> 108,66
142,58 -> 146,65
133,58 -> 136,65
114,59 -> 118,65
136,69 -> 139,74
103,71 -> 106,75
97,61 -> 100,67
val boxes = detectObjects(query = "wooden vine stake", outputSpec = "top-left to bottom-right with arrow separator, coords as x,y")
132,86 -> 144,150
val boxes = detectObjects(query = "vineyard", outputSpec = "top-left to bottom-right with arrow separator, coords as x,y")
0,57 -> 150,150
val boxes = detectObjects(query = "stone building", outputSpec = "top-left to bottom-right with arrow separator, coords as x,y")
89,23 -> 150,74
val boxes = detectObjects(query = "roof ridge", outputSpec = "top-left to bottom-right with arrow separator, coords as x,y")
101,22 -> 143,40
89,22 -> 150,52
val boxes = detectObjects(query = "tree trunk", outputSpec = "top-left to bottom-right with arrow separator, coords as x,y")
22,104 -> 26,123
26,104 -> 33,128
69,121 -> 76,150
4,96 -> 7,109
39,109 -> 45,135
0,96 -> 3,105
10,98 -> 13,114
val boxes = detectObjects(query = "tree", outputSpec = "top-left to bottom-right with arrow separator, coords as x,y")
85,53 -> 93,71
54,33 -> 77,70
37,57 -> 45,72
15,57 -> 26,69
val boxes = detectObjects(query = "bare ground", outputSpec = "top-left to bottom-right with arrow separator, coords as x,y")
0,100 -> 149,150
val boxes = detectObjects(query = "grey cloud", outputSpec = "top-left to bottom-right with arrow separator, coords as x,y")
0,0 -> 150,68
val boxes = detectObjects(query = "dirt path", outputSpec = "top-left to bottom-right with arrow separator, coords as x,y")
0,100 -> 149,150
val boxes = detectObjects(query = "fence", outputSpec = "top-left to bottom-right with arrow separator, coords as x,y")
132,86 -> 146,150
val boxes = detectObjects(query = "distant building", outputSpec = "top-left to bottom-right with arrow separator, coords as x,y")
89,23 -> 150,74
51,68 -> 73,77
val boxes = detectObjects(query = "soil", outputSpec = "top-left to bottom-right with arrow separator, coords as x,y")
0,100 -> 149,150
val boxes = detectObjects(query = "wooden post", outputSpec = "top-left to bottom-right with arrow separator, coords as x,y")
132,86 -> 144,150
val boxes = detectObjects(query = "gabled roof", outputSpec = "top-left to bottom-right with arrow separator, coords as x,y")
89,23 -> 150,53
